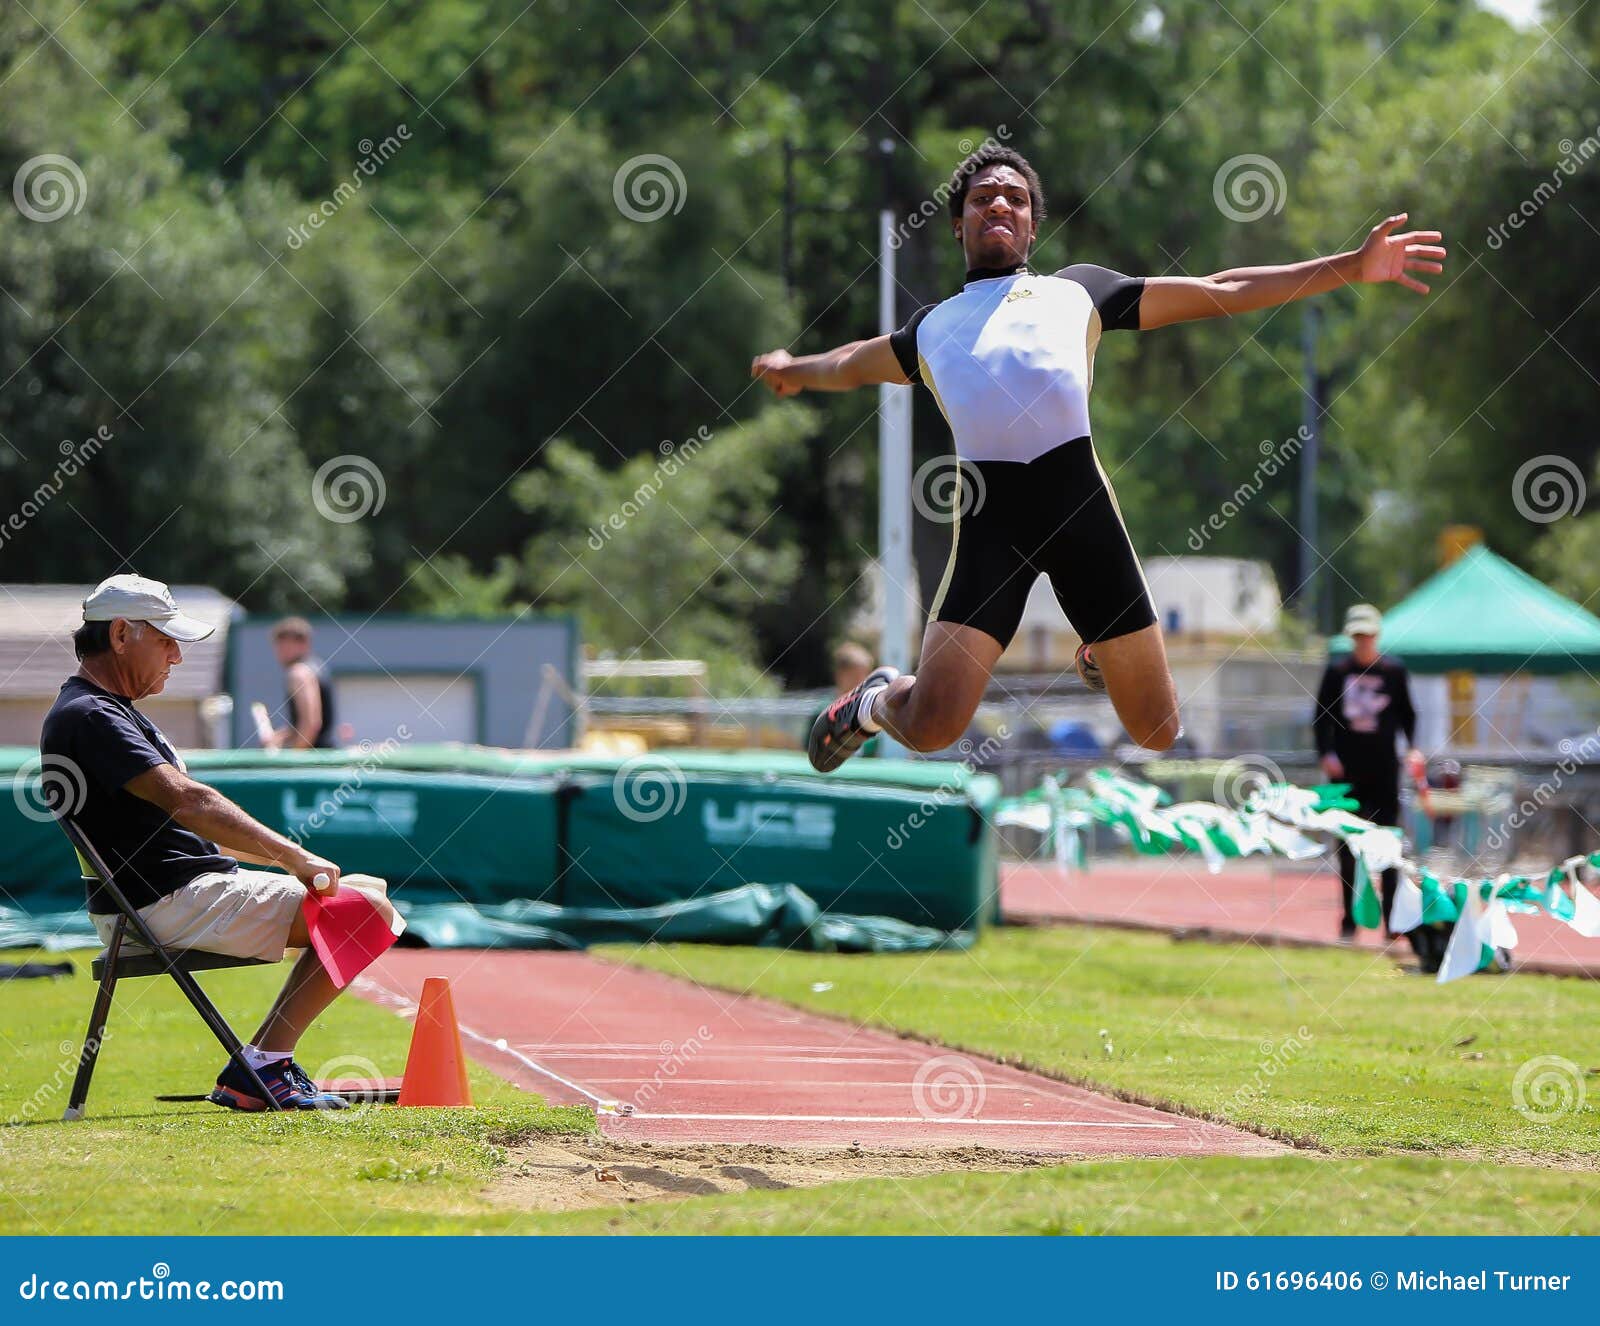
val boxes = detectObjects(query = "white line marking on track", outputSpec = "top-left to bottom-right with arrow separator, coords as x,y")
355,973 -> 615,1108
578,1077 -> 1043,1090
617,1112 -> 1180,1129
517,1052 -> 922,1066
512,1043 -> 918,1056
356,974 -> 1186,1132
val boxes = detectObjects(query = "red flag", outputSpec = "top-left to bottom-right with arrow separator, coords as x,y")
301,885 -> 404,989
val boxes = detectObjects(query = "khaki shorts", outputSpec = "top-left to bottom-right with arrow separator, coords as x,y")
93,869 -> 306,964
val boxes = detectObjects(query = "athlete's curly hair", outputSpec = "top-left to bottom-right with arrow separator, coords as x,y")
946,145 -> 1046,231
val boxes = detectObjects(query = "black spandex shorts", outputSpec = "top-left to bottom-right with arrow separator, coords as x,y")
929,437 -> 1158,649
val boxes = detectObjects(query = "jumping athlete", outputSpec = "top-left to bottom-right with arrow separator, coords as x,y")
751,145 -> 1447,772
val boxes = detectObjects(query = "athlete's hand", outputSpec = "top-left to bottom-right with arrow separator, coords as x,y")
1358,214 -> 1447,294
751,349 -> 804,396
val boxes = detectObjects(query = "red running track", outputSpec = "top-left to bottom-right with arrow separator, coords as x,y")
1003,859 -> 1600,978
357,949 -> 1281,1158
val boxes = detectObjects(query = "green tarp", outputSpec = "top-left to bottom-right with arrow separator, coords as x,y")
0,883 -> 968,954
561,769 -> 996,931
1329,545 -> 1600,674
198,769 -> 562,904
0,745 -> 994,790
0,764 -> 564,908
1,747 -> 1000,952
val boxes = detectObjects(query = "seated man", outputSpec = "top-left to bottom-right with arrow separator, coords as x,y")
40,574 -> 396,1111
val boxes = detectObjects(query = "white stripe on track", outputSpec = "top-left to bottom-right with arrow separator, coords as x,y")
355,975 -> 1183,1131
354,973 -> 614,1109
616,1112 -> 1178,1129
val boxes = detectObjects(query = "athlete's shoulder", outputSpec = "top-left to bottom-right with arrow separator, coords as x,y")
889,299 -> 944,384
1054,263 -> 1145,331
1055,262 -> 1127,281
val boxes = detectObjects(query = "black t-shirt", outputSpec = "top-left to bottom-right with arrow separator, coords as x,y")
288,654 -> 337,749
40,676 -> 235,913
1312,654 -> 1417,792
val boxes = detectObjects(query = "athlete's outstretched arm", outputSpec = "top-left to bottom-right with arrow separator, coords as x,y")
1137,213 -> 1446,331
751,335 -> 909,396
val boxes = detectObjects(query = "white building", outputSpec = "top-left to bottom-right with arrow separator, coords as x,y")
998,557 -> 1320,754
0,584 -> 236,748
1002,556 -> 1284,672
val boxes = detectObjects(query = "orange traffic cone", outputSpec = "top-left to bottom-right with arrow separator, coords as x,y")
397,977 -> 474,1107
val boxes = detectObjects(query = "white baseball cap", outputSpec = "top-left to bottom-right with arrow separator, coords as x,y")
1342,603 -> 1383,636
81,575 -> 215,643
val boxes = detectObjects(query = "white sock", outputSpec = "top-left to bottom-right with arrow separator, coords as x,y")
857,677 -> 904,733
241,1044 -> 291,1071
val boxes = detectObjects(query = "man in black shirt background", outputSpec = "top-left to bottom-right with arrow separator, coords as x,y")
263,616 -> 337,750
1313,603 -> 1421,945
40,575 -> 392,1111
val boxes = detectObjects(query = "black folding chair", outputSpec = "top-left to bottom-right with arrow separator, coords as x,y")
61,818 -> 282,1118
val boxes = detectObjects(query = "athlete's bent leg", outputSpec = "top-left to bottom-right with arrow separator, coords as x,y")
877,621 -> 1004,753
1090,622 -> 1181,751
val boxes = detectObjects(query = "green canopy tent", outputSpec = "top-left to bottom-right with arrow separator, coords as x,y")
1330,545 -> 1600,675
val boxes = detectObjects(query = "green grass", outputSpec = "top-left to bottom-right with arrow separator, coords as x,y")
6,927 -> 1598,1236
0,951 -> 591,1235
613,926 -> 1600,1160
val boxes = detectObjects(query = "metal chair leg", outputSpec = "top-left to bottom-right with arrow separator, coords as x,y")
60,821 -> 284,1113
63,917 -> 124,1121
166,967 -> 282,1111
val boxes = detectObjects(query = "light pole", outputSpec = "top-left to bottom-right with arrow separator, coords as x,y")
1297,303 -> 1323,629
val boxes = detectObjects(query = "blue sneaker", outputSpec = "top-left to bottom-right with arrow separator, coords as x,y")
284,1059 -> 364,1106
207,1056 -> 350,1111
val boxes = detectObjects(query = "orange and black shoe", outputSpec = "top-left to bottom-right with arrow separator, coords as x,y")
807,665 -> 899,773
1074,641 -> 1107,692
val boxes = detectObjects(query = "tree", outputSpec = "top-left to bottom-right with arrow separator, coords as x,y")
415,402 -> 813,692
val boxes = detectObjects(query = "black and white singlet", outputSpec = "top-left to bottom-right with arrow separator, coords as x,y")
889,264 -> 1159,648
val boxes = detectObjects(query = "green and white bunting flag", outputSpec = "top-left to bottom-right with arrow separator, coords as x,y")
992,768 -> 1600,979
